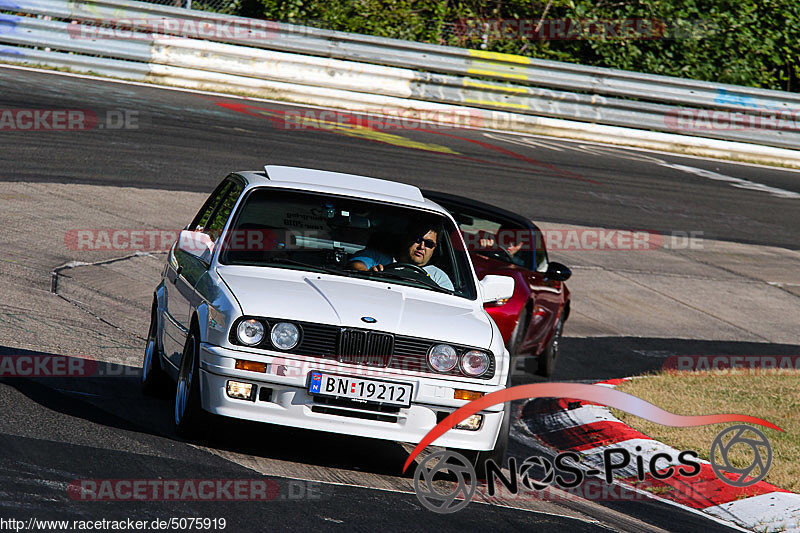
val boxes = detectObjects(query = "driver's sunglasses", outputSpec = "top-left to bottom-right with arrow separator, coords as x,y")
413,236 -> 437,249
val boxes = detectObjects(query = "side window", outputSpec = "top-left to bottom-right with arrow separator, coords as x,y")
534,229 -> 548,272
190,180 -> 231,232
204,181 -> 244,242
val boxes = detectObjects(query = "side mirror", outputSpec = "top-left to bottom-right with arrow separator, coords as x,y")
545,262 -> 571,282
480,275 -> 515,304
177,230 -> 214,265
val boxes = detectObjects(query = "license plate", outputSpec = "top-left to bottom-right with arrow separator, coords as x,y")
308,372 -> 412,407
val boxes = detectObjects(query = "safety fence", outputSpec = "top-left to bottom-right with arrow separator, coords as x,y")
1,0 -> 799,150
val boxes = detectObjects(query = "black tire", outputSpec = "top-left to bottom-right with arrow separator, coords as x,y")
141,302 -> 168,395
507,309 -> 526,355
508,306 -> 532,377
174,328 -> 205,438
535,317 -> 563,378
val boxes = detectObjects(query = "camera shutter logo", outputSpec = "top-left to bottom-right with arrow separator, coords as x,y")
710,425 -> 772,487
413,450 -> 477,513
519,455 -> 555,490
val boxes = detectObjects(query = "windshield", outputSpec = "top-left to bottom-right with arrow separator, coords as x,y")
454,210 -> 535,270
218,188 -> 477,299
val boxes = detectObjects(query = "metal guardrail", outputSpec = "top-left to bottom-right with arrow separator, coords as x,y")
2,0 -> 799,149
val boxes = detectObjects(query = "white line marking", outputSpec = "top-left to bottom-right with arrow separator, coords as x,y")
3,63 -> 799,175
662,163 -> 800,199
480,129 -> 800,174
484,132 -> 565,151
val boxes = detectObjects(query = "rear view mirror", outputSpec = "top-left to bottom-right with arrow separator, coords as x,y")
329,213 -> 371,229
480,275 -> 515,304
177,230 -> 214,264
347,214 -> 371,229
545,262 -> 571,282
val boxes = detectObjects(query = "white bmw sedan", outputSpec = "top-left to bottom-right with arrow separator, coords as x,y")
142,166 -> 514,467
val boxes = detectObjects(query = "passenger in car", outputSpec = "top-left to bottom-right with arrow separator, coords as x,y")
479,224 -> 527,267
348,223 -> 455,290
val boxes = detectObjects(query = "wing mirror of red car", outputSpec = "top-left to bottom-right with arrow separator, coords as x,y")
545,262 -> 571,282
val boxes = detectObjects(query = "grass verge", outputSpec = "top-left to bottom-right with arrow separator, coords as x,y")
610,370 -> 800,493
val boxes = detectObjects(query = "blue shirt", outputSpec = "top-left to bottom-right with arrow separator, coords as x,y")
350,249 -> 454,291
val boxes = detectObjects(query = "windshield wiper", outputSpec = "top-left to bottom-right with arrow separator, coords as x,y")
355,269 -> 453,294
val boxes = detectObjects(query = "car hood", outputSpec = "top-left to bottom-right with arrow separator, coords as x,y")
217,266 -> 493,349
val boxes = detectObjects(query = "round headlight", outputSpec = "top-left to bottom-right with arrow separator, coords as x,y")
236,319 -> 265,346
428,344 -> 458,372
460,350 -> 490,376
271,322 -> 299,350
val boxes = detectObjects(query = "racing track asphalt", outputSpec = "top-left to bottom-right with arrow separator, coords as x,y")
0,66 -> 798,250
3,64 -> 798,531
0,356 -> 601,533
0,348 -> 738,533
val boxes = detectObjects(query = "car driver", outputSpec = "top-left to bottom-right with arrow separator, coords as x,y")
348,224 -> 455,290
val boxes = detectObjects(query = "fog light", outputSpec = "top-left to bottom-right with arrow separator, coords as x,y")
454,414 -> 484,431
235,359 -> 267,373
454,389 -> 484,401
226,380 -> 255,401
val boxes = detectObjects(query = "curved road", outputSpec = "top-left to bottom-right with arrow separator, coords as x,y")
3,65 -> 799,532
1,67 -> 798,249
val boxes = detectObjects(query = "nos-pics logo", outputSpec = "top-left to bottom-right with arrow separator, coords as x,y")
413,451 -> 477,514
405,383 -> 780,514
413,425 -> 773,513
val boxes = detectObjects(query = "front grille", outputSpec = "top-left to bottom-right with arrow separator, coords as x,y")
390,337 -> 432,373
338,329 -> 393,367
231,317 -> 494,379
297,323 -> 339,356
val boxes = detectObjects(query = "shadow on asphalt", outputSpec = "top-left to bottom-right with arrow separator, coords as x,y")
0,344 -> 753,531
535,336 -> 800,383
4,337 -> 799,483
0,346 -> 413,479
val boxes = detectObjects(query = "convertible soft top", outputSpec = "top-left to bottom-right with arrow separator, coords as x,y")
421,190 -> 536,232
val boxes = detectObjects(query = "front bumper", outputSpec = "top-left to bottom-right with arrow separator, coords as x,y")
198,343 -> 505,451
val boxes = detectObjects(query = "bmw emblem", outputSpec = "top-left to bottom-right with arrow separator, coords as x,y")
361,316 -> 377,323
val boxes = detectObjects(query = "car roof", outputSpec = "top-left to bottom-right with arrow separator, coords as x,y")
421,190 -> 537,231
235,166 -> 445,214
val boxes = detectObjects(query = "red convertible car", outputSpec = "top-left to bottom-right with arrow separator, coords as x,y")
423,191 -> 571,377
